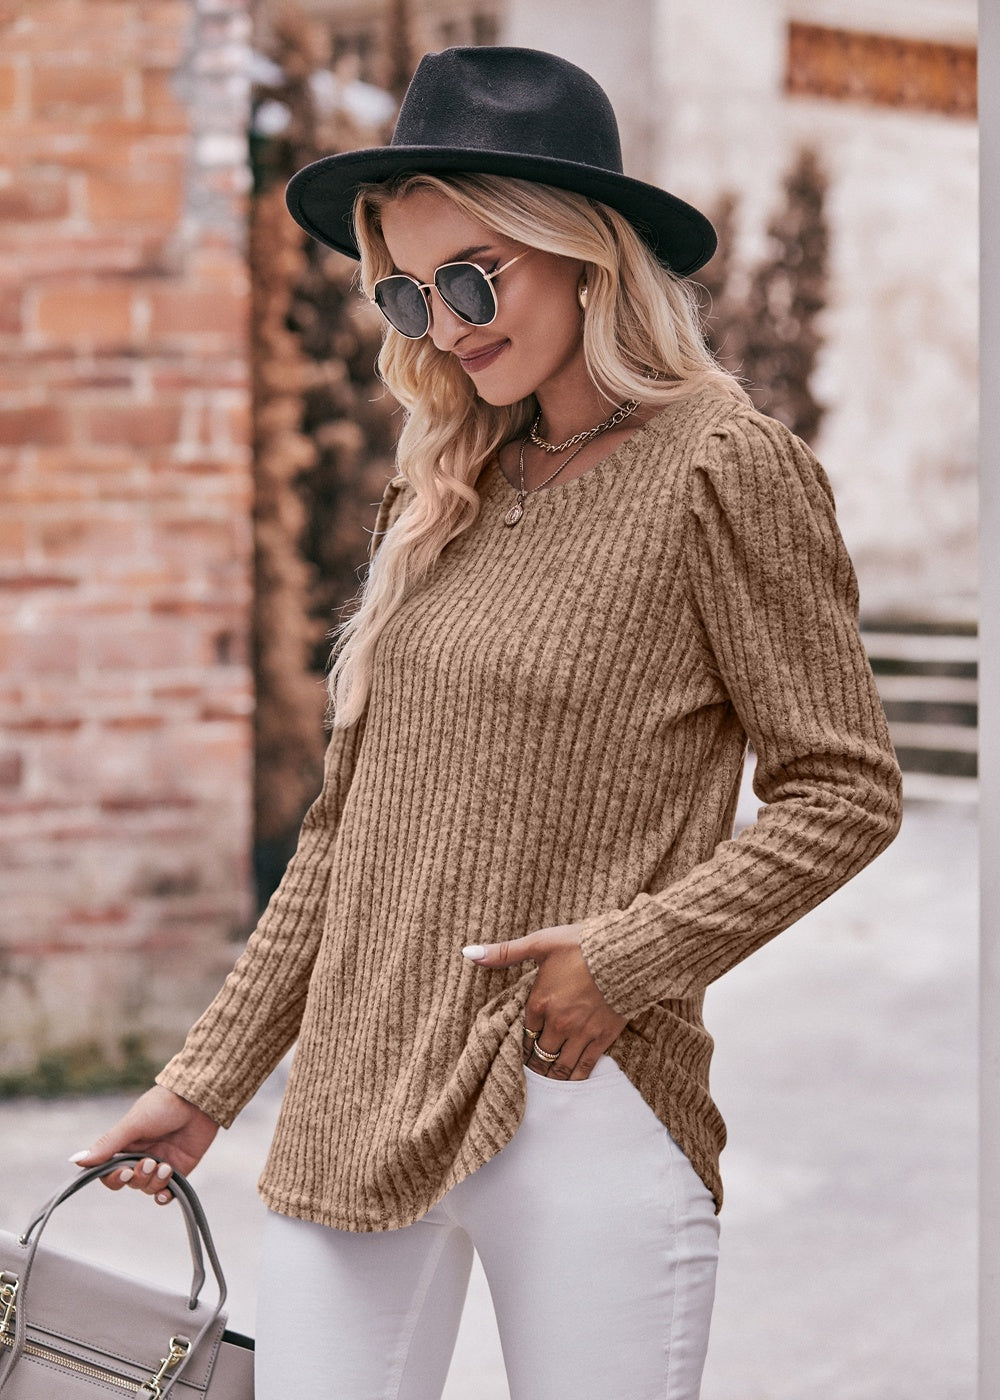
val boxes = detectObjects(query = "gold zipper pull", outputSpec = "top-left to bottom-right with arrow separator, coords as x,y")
143,1335 -> 190,1397
0,1278 -> 18,1338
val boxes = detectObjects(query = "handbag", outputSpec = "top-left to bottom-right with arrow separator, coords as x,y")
0,1154 -> 254,1397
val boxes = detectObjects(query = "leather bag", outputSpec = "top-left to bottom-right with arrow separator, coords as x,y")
0,1154 -> 253,1397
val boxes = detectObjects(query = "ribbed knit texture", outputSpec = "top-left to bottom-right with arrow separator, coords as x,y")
157,388 -> 902,1228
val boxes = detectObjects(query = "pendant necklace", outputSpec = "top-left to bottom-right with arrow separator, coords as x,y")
504,436 -> 592,527
503,399 -> 638,528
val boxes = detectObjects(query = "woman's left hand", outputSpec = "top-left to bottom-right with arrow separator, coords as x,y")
463,925 -> 627,1080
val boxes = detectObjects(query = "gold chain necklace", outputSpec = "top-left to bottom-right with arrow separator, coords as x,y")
529,398 -> 639,454
507,397 -> 638,526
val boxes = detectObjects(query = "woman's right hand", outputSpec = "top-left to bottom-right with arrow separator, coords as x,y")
70,1084 -> 220,1204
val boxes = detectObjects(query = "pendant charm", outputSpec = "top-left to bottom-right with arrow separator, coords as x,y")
504,501 -> 524,527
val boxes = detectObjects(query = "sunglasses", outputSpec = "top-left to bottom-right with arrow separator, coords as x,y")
372,253 -> 527,339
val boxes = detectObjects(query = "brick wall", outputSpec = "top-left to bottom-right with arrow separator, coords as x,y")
0,0 -> 255,1081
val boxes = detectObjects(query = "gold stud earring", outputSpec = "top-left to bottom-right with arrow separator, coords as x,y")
578,282 -> 589,310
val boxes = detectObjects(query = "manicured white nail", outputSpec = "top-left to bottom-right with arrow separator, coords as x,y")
155,1191 -> 171,1205
462,945 -> 486,961
156,1163 -> 172,1181
118,1168 -> 134,1183
141,1158 -> 156,1174
68,1150 -> 90,1164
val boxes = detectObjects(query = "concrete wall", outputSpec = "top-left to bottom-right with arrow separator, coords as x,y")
502,0 -> 978,621
0,0 -> 255,1080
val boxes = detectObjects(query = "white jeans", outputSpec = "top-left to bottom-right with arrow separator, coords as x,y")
256,1057 -> 719,1400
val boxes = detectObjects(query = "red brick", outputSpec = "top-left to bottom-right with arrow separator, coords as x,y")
0,571 -> 76,590
156,517 -> 242,560
0,405 -> 71,446
37,515 -> 142,561
12,123 -> 154,172
143,0 -> 191,28
99,794 -> 195,814
0,230 -> 167,281
32,283 -> 136,346
5,716 -> 82,733
141,68 -> 188,131
225,399 -> 251,444
149,287 -> 247,340
33,445 -> 137,476
0,752 -> 24,789
0,173 -> 70,222
105,714 -> 165,730
0,285 -> 22,334
46,369 -> 137,392
104,569 -> 177,599
0,519 -> 28,556
9,477 -> 88,504
85,402 -> 181,448
63,904 -> 131,926
33,64 -> 127,117
200,692 -> 250,720
87,620 -> 201,670
137,8 -> 191,66
151,364 -> 247,391
152,683 -> 201,703
0,126 -> 86,172
0,2 -> 135,51
89,479 -> 164,505
8,627 -> 82,673
87,167 -> 184,224
0,64 -> 19,112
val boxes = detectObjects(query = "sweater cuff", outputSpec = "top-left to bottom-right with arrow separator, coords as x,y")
155,1061 -> 242,1131
576,897 -> 684,1019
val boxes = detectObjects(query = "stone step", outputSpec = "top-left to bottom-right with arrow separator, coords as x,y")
861,629 -> 979,666
872,673 -> 978,705
885,719 -> 979,753
860,626 -> 978,791
899,771 -> 979,804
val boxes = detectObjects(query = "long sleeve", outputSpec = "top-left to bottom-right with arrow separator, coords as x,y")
157,713 -> 366,1125
577,411 -> 903,1018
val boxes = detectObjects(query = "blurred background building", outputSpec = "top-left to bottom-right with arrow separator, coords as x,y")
1,0 -> 256,1089
0,0 -> 977,1081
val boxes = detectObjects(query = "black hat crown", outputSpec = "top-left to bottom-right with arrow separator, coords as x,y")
391,47 -> 624,170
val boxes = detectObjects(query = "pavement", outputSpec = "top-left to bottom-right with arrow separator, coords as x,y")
0,795 -> 977,1399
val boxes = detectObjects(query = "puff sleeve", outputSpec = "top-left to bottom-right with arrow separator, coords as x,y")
576,411 -> 903,1017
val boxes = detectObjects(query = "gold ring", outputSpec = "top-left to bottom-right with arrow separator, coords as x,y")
522,1026 -> 539,1043
531,1044 -> 560,1064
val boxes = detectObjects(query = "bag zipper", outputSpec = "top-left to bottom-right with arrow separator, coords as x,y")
0,1280 -> 190,1397
1,1330 -> 150,1392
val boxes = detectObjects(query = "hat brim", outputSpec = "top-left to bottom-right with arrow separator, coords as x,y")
286,146 -> 717,277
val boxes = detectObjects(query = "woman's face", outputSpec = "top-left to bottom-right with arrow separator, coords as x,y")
378,188 -> 587,409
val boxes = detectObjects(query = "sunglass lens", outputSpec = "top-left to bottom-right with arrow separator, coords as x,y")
374,277 -> 429,338
434,264 -> 496,325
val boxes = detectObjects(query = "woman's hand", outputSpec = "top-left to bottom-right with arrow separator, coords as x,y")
463,924 -> 626,1080
69,1085 -> 219,1204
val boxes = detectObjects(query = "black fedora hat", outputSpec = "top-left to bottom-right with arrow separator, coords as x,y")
285,46 -> 716,276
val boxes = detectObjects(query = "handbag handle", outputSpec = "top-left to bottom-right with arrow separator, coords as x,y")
20,1155 -> 209,1309
0,1155 -> 230,1398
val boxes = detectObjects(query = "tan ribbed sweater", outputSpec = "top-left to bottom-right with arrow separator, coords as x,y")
158,387 -> 902,1228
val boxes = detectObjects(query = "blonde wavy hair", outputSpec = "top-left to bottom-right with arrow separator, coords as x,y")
327,172 -> 745,727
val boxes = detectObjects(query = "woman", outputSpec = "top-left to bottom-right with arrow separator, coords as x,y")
74,47 -> 903,1400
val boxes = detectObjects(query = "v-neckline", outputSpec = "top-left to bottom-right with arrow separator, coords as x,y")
484,409 -> 663,505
